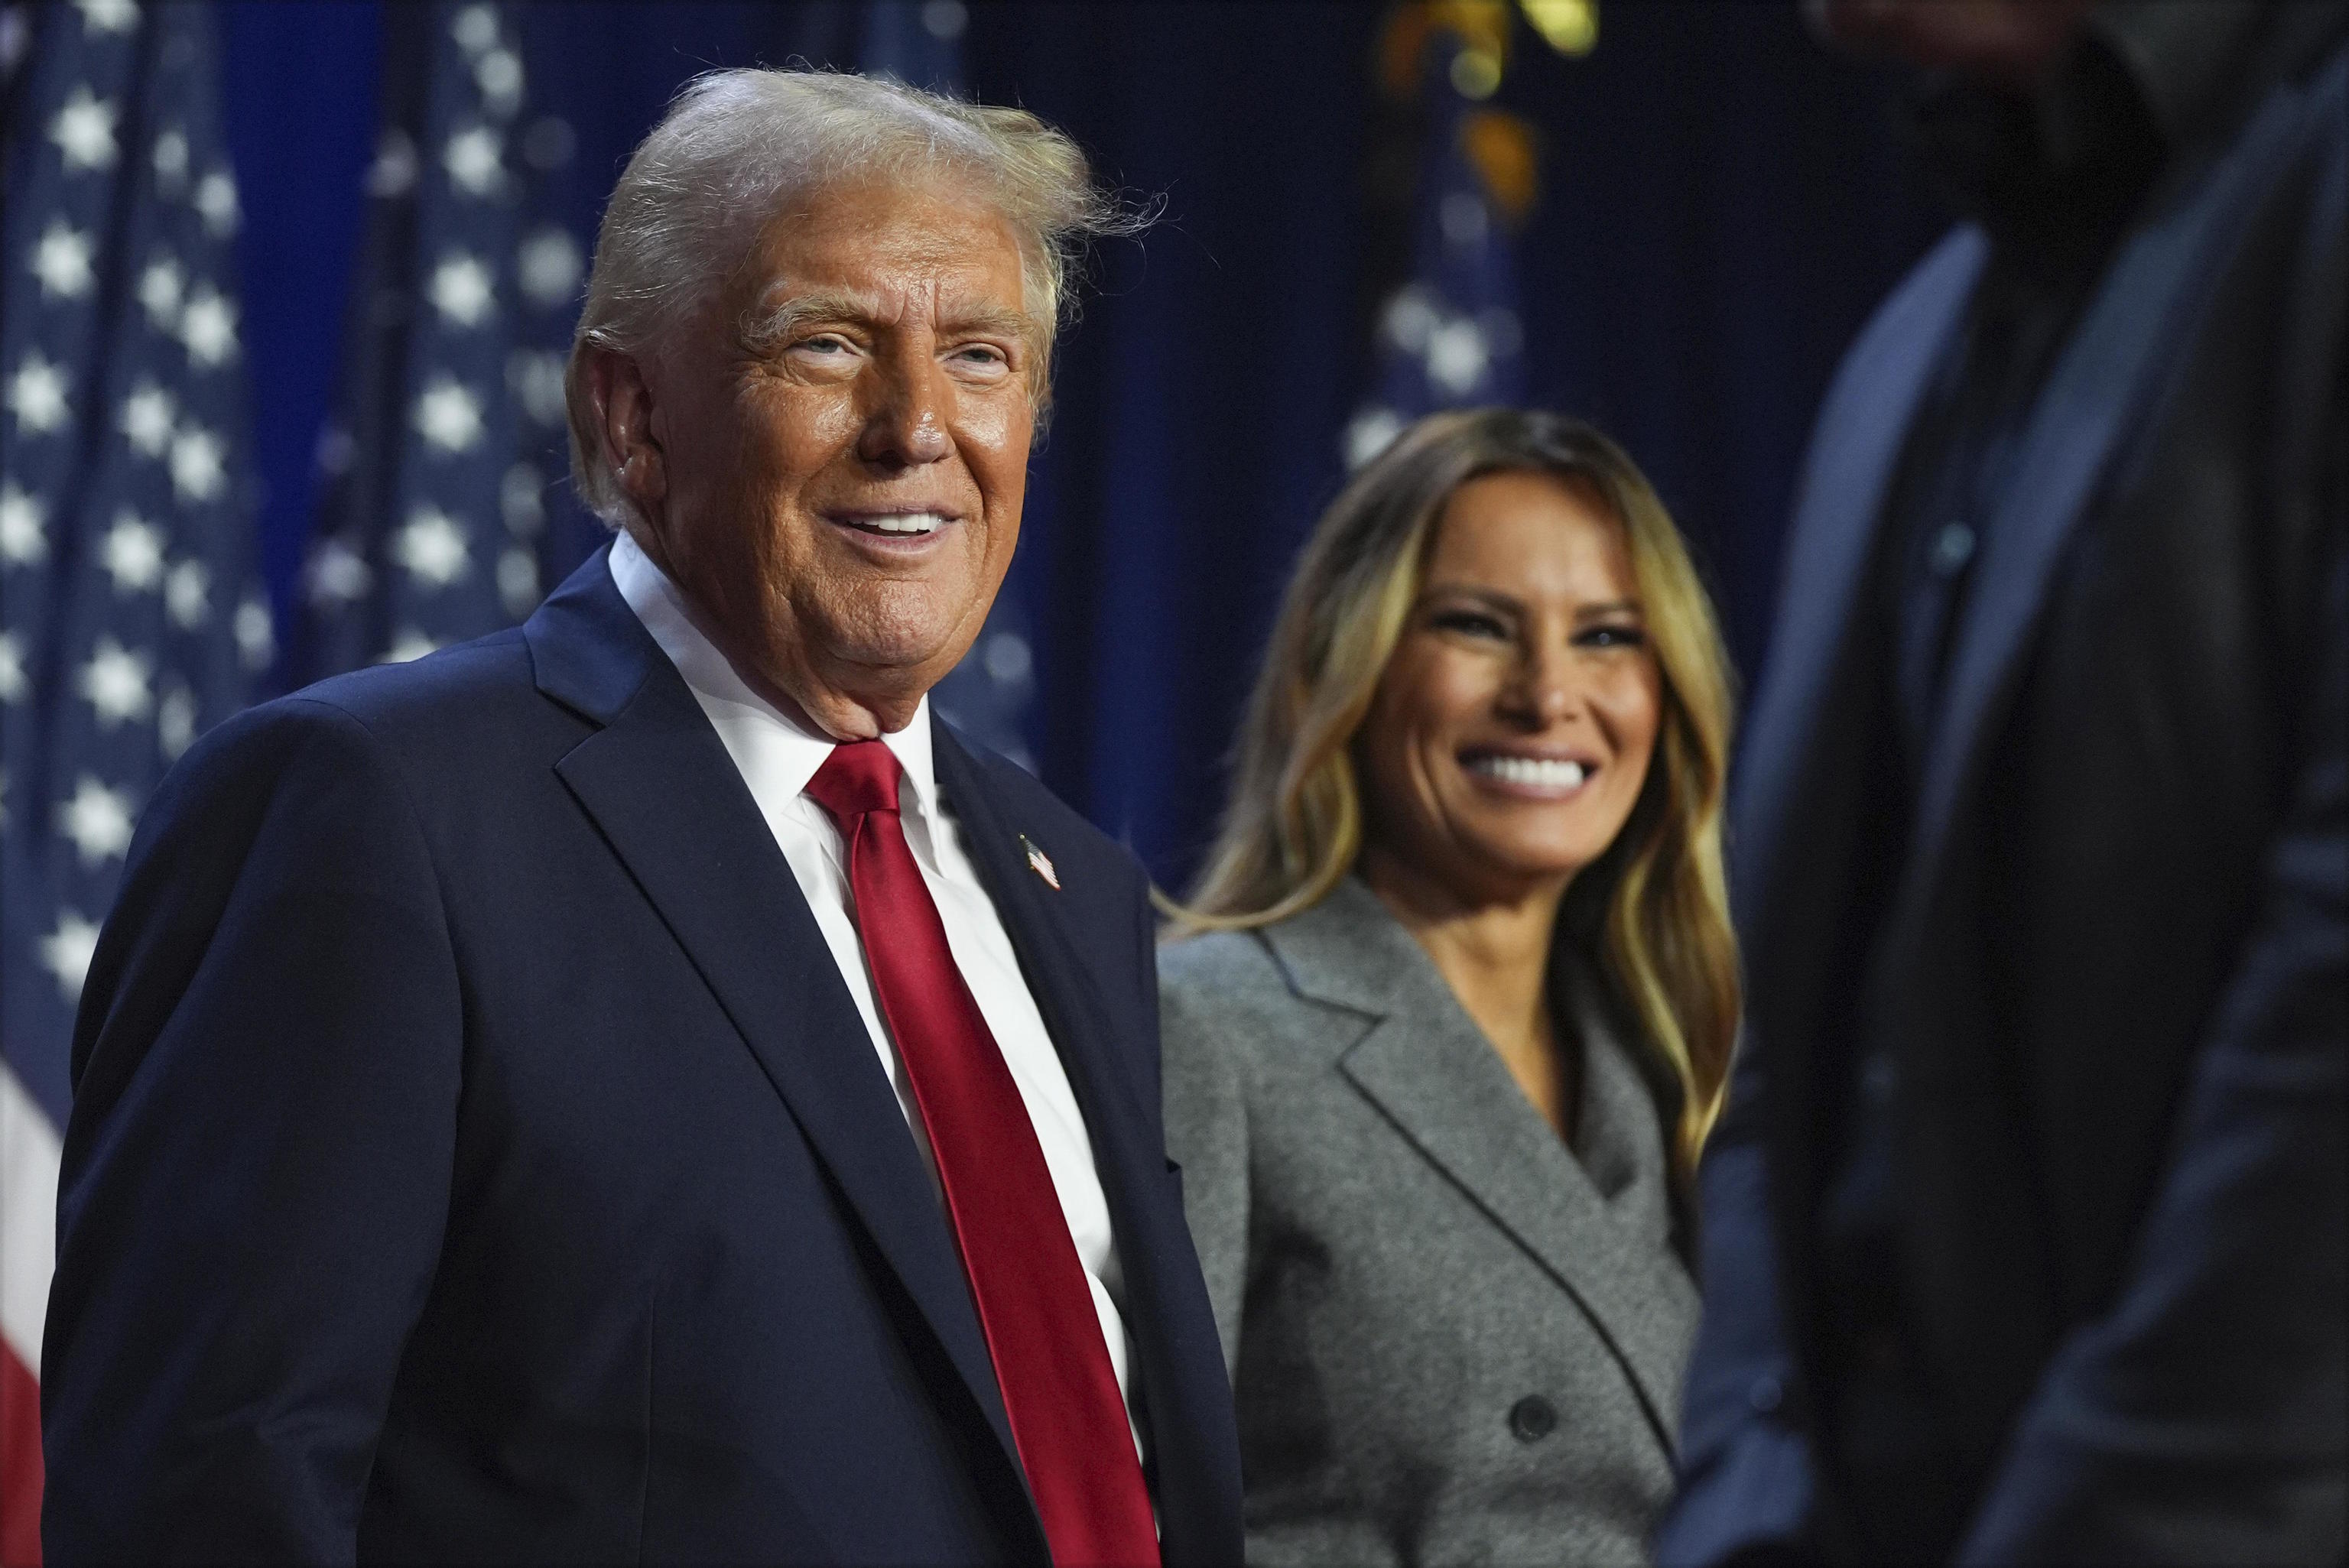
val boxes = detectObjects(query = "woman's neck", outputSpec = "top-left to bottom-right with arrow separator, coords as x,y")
1356,846 -> 1578,1138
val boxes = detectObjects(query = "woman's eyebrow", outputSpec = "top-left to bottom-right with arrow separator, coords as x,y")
1419,584 -> 1524,612
1574,598 -> 1642,622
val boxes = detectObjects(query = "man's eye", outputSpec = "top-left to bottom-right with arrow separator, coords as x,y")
954,344 -> 1006,366
797,335 -> 850,355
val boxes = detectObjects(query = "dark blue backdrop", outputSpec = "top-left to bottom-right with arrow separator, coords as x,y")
216,1 -> 1945,888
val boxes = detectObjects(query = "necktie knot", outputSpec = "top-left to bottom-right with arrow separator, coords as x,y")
805,739 -> 903,825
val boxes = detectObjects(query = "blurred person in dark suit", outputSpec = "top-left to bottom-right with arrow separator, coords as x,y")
42,69 -> 1240,1564
1162,410 -> 1742,1564
1658,2 -> 2347,1563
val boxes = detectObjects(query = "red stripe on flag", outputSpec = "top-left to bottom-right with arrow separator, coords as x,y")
0,1341 -> 38,1567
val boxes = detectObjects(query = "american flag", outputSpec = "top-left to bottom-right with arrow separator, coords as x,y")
290,1 -> 599,680
1,2 -> 273,1558
1343,9 -> 1532,470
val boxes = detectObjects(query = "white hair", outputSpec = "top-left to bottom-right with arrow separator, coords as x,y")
564,67 -> 1145,527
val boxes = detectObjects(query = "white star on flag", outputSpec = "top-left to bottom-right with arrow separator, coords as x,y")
0,632 -> 25,703
505,349 -> 567,426
414,376 -> 484,453
73,0 -> 139,34
382,630 -> 442,665
0,484 -> 47,566
31,220 -> 96,299
394,505 -> 473,586
40,911 -> 103,1001
165,559 -> 211,628
517,228 -> 583,310
50,85 -> 120,172
443,125 -> 505,197
193,169 -> 239,236
428,252 -> 496,327
169,424 -> 228,502
235,597 -> 275,670
307,535 -> 374,604
497,546 -> 539,615
151,126 -> 189,188
451,4 -> 499,54
7,352 -> 70,435
56,775 -> 135,866
120,381 -> 177,455
178,284 -> 239,366
1425,316 -> 1490,397
77,636 -> 154,726
138,254 -> 185,328
476,49 -> 523,117
1345,406 -> 1405,470
99,510 -> 167,593
158,680 -> 197,759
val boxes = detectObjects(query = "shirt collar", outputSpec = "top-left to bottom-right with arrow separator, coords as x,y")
606,528 -> 939,818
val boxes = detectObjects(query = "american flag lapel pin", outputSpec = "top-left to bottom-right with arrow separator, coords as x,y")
1020,834 -> 1061,890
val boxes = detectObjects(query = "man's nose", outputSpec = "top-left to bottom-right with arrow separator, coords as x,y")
856,346 -> 952,468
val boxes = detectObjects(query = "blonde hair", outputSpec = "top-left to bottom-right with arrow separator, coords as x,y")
1171,408 -> 1740,1175
565,67 -> 1145,526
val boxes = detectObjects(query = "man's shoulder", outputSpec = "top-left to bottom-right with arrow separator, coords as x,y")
164,628 -> 567,813
281,627 -> 543,739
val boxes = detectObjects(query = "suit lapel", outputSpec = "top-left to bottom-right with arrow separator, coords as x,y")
1269,881 -> 1692,1456
925,727 -> 1191,1426
1733,228 -> 1985,938
1906,89 -> 2309,899
521,556 -> 1025,1487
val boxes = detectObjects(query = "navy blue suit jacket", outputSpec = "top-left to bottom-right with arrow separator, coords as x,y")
1660,29 -> 2347,1568
41,550 -> 1243,1564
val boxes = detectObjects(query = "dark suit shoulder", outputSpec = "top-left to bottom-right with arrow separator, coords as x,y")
279,628 -> 544,742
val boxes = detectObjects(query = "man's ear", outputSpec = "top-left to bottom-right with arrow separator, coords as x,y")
585,347 -> 667,518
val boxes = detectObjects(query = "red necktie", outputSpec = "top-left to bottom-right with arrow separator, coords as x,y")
804,740 -> 1160,1568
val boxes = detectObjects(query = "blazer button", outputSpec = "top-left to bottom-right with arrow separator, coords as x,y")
1509,1395 -> 1558,1443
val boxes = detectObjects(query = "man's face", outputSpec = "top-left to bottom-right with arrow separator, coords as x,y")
606,176 -> 1036,738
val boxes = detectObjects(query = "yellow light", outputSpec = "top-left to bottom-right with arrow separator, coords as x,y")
1520,0 -> 1597,57
1450,47 -> 1503,99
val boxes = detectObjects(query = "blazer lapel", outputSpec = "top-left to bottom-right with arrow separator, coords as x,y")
521,554 -> 1024,1484
1270,881 -> 1692,1455
1906,89 -> 2311,899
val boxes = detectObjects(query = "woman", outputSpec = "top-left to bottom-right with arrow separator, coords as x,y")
1161,407 -> 1739,1565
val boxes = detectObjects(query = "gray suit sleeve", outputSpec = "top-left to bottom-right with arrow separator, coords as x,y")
1160,956 -> 1249,1384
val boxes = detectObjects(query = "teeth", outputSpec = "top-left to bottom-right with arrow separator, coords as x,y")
864,512 -> 944,535
1468,755 -> 1589,790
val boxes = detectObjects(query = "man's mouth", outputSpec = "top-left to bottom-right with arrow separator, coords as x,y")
831,510 -> 954,538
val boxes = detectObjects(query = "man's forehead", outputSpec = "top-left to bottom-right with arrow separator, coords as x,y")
740,206 -> 1028,319
745,271 -> 1032,330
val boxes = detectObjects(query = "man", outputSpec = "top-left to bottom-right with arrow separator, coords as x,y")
1660,2 -> 2346,1563
42,70 -> 1242,1564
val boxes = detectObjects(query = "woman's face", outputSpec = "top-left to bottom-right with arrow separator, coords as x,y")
1357,469 -> 1664,907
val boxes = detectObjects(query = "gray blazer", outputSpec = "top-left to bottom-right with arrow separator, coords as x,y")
1161,876 -> 1699,1566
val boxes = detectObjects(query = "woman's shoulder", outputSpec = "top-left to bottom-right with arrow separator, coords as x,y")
1158,924 -> 1280,992
1157,921 -> 1343,1067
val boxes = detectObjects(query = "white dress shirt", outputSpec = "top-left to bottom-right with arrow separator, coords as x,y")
608,532 -> 1142,1451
